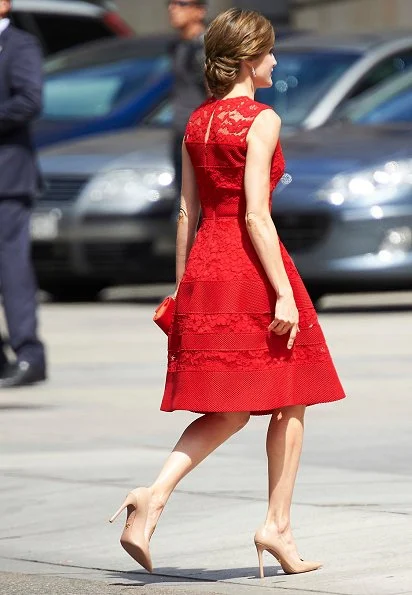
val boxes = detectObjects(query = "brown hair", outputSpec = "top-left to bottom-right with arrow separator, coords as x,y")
204,8 -> 275,98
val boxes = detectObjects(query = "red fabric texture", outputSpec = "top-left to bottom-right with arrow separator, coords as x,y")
160,96 -> 345,414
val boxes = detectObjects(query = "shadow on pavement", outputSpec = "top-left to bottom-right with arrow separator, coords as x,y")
106,564 -> 286,586
0,403 -> 51,411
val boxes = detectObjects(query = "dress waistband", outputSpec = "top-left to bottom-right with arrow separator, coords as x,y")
202,215 -> 240,219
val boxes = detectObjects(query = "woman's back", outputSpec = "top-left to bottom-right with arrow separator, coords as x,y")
185,96 -> 285,220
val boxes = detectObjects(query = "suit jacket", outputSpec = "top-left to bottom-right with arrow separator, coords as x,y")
0,24 -> 43,199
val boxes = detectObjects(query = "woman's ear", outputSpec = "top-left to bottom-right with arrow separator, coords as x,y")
243,60 -> 256,78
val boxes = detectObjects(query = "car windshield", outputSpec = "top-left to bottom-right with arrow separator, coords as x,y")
256,50 -> 360,126
144,49 -> 361,129
339,69 -> 412,123
43,41 -> 170,119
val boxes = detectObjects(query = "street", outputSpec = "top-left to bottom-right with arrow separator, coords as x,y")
1,289 -> 412,595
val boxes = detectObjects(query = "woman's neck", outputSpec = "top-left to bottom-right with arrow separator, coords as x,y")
222,80 -> 255,101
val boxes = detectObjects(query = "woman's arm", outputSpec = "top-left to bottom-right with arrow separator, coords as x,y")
174,142 -> 201,294
244,109 -> 298,349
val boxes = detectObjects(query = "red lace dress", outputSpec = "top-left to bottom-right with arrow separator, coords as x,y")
161,96 -> 345,414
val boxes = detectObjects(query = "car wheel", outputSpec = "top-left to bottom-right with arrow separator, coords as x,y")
43,282 -> 106,303
306,285 -> 325,310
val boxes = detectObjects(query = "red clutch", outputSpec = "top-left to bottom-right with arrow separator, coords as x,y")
153,296 -> 175,334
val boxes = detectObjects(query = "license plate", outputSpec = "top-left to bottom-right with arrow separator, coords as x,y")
31,212 -> 59,240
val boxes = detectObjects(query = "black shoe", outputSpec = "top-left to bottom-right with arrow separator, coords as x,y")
0,361 -> 46,388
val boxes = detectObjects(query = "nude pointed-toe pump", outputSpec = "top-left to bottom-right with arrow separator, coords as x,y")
254,526 -> 322,578
109,487 -> 153,572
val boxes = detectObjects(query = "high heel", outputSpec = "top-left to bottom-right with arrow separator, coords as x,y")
254,526 -> 322,577
109,487 -> 153,572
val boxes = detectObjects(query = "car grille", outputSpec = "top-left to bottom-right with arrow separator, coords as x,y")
40,176 -> 89,204
32,243 -> 71,274
84,243 -> 152,273
275,213 -> 331,253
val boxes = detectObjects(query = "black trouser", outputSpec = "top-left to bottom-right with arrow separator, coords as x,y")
172,131 -> 184,221
0,198 -> 46,369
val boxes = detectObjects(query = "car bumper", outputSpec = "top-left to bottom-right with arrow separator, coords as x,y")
31,206 -> 176,283
275,202 -> 412,291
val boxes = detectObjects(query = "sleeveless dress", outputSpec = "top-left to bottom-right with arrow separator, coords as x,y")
161,96 -> 345,415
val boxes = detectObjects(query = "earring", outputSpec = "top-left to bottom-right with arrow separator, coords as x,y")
251,67 -> 256,77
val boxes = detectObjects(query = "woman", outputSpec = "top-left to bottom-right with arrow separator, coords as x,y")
110,8 -> 345,578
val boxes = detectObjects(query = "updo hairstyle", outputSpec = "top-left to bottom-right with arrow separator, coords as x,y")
204,8 -> 275,98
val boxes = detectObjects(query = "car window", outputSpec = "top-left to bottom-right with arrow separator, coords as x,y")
143,51 -> 360,128
32,14 -> 114,55
338,68 -> 412,123
347,50 -> 412,99
255,50 -> 360,127
43,56 -> 170,119
144,101 -> 173,126
350,89 -> 412,123
45,77 -> 123,118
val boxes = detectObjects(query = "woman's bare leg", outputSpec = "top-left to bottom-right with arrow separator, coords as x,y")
261,405 -> 306,561
145,411 -> 250,538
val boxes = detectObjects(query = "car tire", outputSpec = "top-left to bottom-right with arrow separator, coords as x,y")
43,282 -> 106,303
306,285 -> 325,310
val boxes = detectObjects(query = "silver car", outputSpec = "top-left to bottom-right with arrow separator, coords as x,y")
34,130 -> 176,300
128,32 -> 412,138
259,31 -> 412,133
34,69 -> 412,301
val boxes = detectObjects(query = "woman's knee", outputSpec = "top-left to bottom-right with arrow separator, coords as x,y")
216,411 -> 250,432
273,404 -> 306,423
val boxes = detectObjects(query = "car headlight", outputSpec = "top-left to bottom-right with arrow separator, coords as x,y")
80,168 -> 175,210
317,159 -> 412,206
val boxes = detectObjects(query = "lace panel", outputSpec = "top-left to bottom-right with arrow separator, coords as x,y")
173,308 -> 318,336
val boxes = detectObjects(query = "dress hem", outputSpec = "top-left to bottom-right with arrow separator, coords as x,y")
161,392 -> 346,416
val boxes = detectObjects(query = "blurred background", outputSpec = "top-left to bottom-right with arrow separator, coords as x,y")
10,0 -> 412,305
118,0 -> 412,35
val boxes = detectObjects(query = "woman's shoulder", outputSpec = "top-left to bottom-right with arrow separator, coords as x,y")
230,97 -> 280,125
249,98 -> 280,119
247,103 -> 282,147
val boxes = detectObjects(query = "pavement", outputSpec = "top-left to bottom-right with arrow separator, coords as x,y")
1,289 -> 412,595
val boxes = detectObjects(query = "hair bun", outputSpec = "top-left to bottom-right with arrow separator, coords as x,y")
205,55 -> 240,98
204,8 -> 274,98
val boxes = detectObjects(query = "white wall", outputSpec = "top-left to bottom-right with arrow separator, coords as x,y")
115,0 -> 232,35
292,0 -> 412,33
115,0 -> 412,36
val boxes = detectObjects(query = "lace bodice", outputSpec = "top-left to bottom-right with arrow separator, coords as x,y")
184,96 -> 285,219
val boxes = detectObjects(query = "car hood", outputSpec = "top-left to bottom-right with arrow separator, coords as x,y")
274,123 -> 412,209
39,122 -> 412,182
39,128 -> 172,176
282,123 -> 412,177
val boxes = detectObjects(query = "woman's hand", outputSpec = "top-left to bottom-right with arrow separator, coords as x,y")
268,293 -> 299,350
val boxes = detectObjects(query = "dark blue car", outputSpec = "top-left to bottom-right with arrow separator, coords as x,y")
36,28 -> 314,149
35,35 -> 173,148
37,31 -> 412,149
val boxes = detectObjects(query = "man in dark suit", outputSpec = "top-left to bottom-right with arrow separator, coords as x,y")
0,0 -> 46,388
